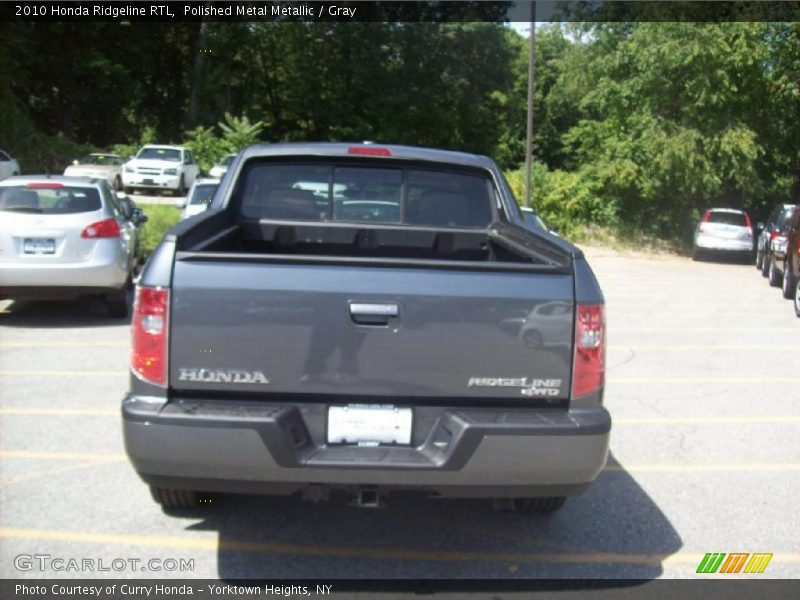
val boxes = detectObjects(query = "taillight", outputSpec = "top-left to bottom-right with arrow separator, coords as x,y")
81,218 -> 120,239
701,210 -> 710,222
770,230 -> 779,242
744,214 -> 753,237
131,286 -> 169,386
572,304 -> 605,398
347,146 -> 392,156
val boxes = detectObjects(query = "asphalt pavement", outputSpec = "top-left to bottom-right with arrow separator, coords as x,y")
0,246 -> 798,581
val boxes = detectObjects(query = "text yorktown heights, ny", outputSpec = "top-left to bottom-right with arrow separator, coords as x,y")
16,584 -> 334,596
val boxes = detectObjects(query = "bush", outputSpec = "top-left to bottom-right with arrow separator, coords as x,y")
139,204 -> 182,259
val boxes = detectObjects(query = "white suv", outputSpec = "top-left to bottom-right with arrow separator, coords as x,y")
693,208 -> 754,261
122,145 -> 199,196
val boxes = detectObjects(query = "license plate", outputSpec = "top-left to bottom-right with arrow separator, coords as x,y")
327,404 -> 413,445
142,178 -> 154,184
23,238 -> 55,254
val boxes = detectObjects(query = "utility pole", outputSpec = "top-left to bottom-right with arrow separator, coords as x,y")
524,2 -> 536,207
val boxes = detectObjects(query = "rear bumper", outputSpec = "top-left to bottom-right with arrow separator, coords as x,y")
0,251 -> 128,297
122,396 -> 611,498
695,237 -> 752,252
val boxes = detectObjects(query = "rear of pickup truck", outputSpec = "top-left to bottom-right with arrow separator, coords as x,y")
122,143 -> 609,512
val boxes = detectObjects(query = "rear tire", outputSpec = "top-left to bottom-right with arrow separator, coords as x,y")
114,176 -> 122,191
794,277 -> 800,318
106,279 -> 130,319
768,257 -> 781,287
692,248 -> 702,262
174,175 -> 186,197
755,245 -> 763,270
782,261 -> 794,299
761,252 -> 770,277
493,497 -> 566,514
150,486 -> 201,509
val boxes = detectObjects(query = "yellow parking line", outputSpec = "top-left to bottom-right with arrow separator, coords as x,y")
0,451 -> 126,461
614,416 -> 800,425
0,461 -> 117,485
608,344 -> 797,350
609,377 -> 800,384
0,342 -> 126,348
605,463 -> 800,473
0,408 -> 117,416
0,370 -> 126,377
612,327 -> 794,332
0,527 -> 797,566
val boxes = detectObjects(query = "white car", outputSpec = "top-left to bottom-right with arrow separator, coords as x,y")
208,153 -> 237,179
122,145 -> 199,196
0,176 -> 142,317
693,208 -> 754,261
0,149 -> 20,180
181,178 -> 220,220
63,153 -> 125,191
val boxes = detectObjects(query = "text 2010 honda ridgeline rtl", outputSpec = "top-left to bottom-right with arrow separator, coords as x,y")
123,143 -> 609,513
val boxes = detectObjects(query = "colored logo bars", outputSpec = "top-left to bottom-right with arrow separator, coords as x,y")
696,553 -> 773,574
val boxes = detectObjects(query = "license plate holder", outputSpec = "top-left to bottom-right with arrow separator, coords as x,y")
23,238 -> 55,254
327,404 -> 413,446
142,178 -> 154,184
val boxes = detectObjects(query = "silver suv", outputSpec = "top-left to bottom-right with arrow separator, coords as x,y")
0,176 -> 144,318
693,208 -> 753,262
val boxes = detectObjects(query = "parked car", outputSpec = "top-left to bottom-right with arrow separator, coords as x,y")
63,153 -> 125,191
122,145 -> 200,196
180,178 -> 219,220
780,208 -> 800,311
692,208 -> 753,261
763,206 -> 798,287
755,204 -> 796,272
123,142 -> 609,514
208,153 -> 237,179
0,149 -> 20,180
0,176 -> 144,317
115,192 -> 149,265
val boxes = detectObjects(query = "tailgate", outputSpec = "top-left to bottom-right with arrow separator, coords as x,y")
169,259 -> 574,401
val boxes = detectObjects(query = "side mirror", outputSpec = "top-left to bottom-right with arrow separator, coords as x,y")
131,207 -> 148,226
72,159 -> 79,166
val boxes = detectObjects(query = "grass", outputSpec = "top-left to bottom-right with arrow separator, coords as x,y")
571,224 -> 692,257
139,204 -> 182,258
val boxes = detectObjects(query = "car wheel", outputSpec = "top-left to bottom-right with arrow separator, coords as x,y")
782,261 -> 794,299
106,279 -> 130,319
761,252 -> 770,277
175,175 -> 186,197
493,497 -> 566,514
114,176 -> 122,191
794,277 -> 800,318
755,246 -> 763,270
692,248 -> 702,262
150,486 -> 201,509
768,257 -> 781,287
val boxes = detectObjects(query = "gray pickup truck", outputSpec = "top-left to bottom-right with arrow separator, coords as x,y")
123,143 -> 609,513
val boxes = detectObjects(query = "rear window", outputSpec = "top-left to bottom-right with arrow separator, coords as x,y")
237,163 -> 493,228
0,186 -> 102,214
706,211 -> 747,226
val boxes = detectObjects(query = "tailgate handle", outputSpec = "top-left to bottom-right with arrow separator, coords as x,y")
349,302 -> 399,325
